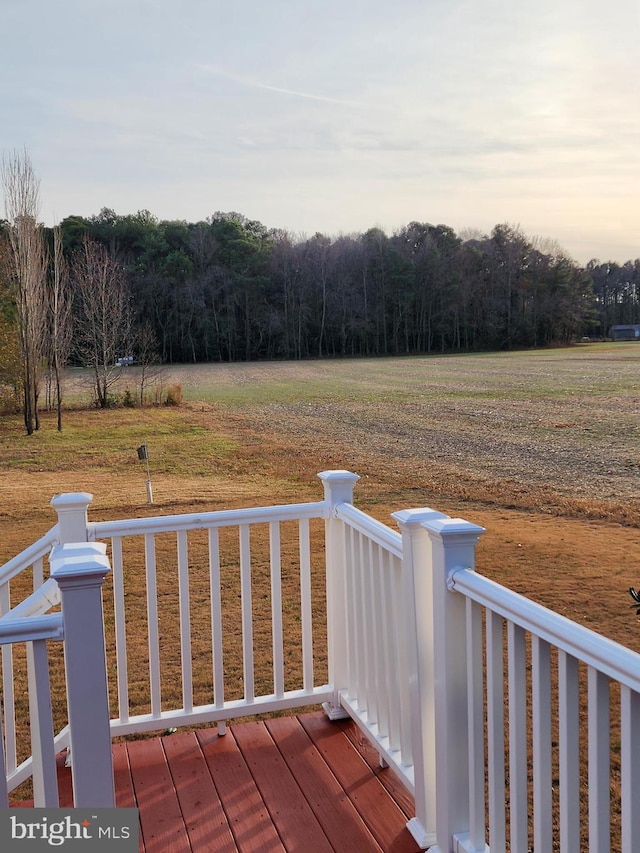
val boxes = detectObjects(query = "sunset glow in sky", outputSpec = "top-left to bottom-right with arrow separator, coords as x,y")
2,0 -> 639,263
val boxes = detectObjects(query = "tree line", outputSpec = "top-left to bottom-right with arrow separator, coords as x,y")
1,150 -> 639,431
57,210 -> 598,363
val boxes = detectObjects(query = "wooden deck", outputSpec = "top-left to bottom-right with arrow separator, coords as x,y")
21,711 -> 421,852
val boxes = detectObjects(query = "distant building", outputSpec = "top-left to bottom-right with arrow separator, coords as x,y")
609,324 -> 640,341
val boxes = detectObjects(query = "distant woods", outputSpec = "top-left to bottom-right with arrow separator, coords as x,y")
40,209 -> 636,362
2,196 -> 640,423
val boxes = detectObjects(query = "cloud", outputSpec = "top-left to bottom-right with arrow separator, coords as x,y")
196,63 -> 369,109
3,0 -> 639,263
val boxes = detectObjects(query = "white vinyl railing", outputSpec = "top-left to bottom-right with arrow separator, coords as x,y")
2,471 -> 640,852
449,566 -> 640,853
88,498 -> 332,736
396,512 -> 640,853
329,494 -> 640,853
0,538 -> 114,808
0,526 -> 61,792
326,502 -> 411,773
0,613 -> 64,807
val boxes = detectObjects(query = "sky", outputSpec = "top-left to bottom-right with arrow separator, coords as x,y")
1,0 -> 639,265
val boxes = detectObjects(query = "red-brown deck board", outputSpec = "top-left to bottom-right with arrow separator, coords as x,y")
18,711 -> 421,852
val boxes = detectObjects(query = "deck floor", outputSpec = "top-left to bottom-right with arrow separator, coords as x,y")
41,711 -> 421,852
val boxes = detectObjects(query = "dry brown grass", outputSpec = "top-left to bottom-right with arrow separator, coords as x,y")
3,348 -> 640,705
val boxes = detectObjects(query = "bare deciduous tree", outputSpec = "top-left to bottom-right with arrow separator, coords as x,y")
49,225 -> 72,429
1,149 -> 48,434
0,276 -> 22,411
72,236 -> 132,408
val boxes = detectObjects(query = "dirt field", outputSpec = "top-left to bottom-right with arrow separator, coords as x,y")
45,344 -> 640,654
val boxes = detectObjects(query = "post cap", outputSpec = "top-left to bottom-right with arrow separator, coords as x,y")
422,516 -> 486,541
50,492 -> 93,510
317,470 -> 360,484
50,542 -> 111,584
392,507 -> 450,528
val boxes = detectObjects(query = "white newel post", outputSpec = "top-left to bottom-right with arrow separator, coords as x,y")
392,508 -> 449,851
422,516 -> 486,853
318,469 -> 360,720
50,542 -> 115,807
50,492 -> 93,544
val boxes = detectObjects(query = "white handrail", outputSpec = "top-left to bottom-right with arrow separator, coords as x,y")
335,502 -> 402,558
3,578 -> 61,619
0,527 -> 59,585
0,613 -> 64,644
450,567 -> 640,692
89,500 -> 328,538
0,614 -> 64,806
